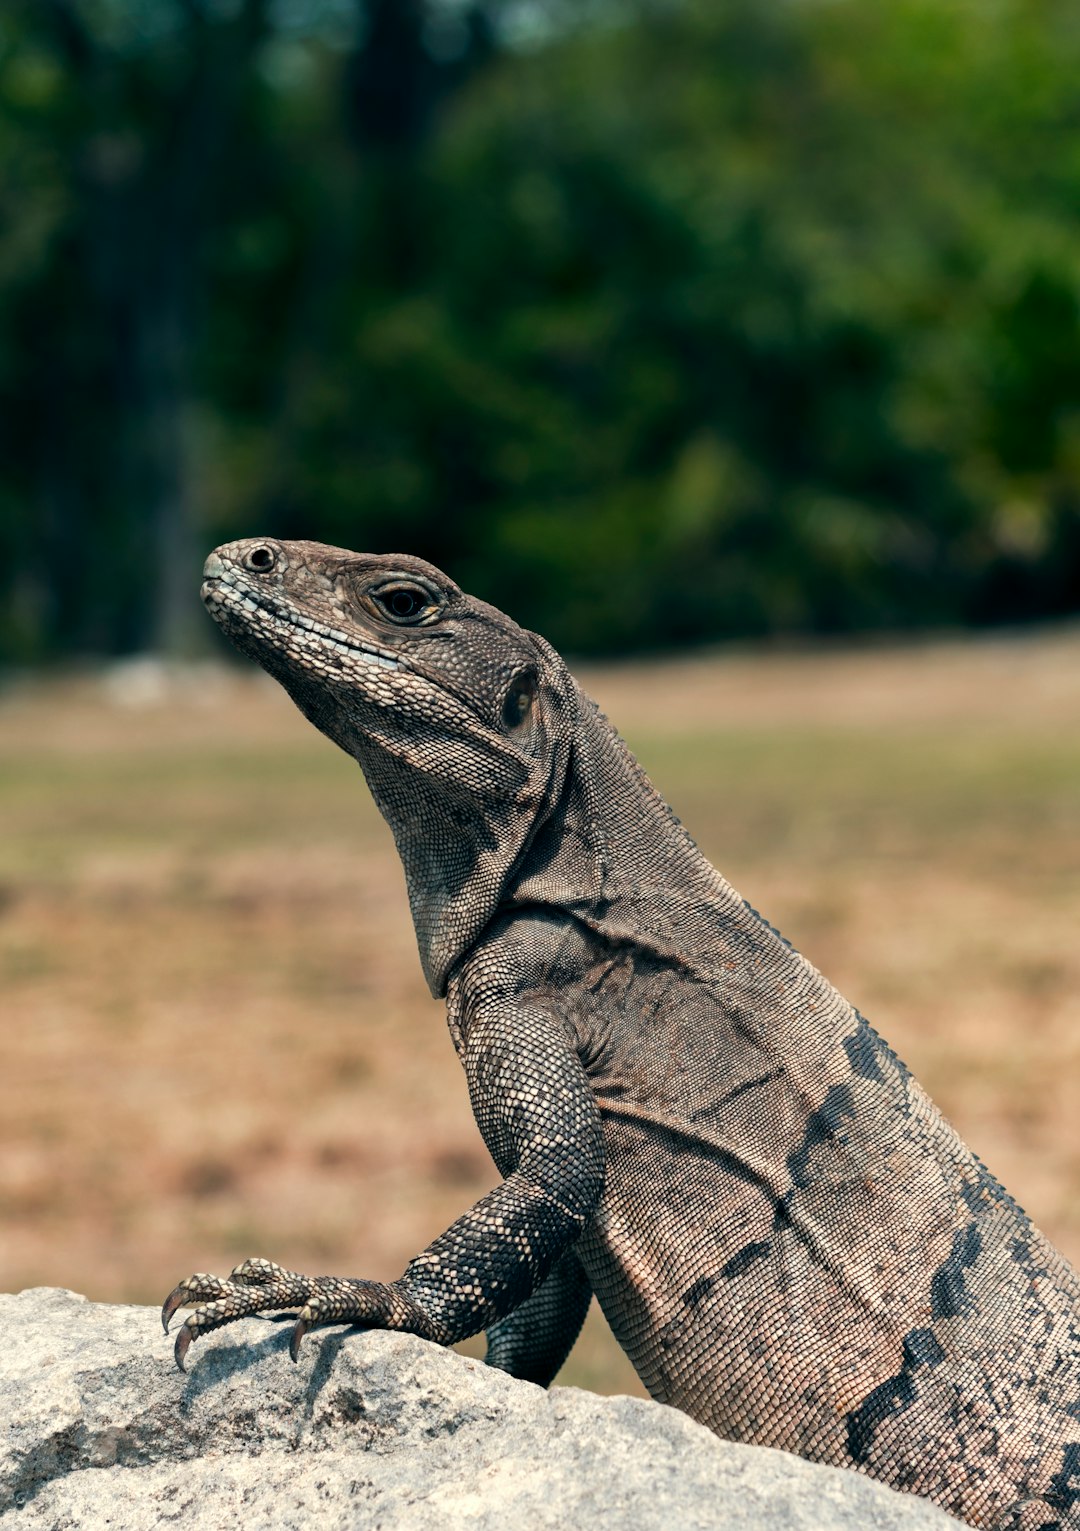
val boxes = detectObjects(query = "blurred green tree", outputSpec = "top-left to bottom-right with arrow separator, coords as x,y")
1,0 -> 1079,660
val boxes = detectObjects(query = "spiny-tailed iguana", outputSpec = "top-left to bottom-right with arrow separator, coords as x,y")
164,539 -> 1080,1530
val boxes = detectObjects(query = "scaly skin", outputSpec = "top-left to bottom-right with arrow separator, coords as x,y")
164,539 -> 1080,1530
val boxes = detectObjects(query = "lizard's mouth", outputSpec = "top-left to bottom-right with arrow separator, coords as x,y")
201,572 -> 401,672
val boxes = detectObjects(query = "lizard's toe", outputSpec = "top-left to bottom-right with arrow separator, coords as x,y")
170,1288 -> 269,1372
161,1272 -> 232,1333
172,1298 -> 230,1372
230,1256 -> 286,1287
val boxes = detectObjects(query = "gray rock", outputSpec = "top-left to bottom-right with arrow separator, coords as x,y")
1,1287 -> 962,1530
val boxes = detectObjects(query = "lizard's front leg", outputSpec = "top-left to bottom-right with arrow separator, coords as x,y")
162,1003 -> 604,1371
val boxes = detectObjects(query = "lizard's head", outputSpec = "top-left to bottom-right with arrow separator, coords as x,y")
202,537 -> 579,993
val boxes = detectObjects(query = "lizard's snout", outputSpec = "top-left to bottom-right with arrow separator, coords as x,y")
203,542 -> 281,582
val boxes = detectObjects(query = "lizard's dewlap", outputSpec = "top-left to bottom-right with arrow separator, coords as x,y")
175,537 -> 1080,1531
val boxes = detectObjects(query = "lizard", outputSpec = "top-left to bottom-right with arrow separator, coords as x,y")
163,537 -> 1080,1530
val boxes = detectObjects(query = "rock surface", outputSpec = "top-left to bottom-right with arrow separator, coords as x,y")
1,1287 -> 962,1530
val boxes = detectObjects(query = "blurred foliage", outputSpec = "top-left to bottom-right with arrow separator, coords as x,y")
2,0 -> 1080,659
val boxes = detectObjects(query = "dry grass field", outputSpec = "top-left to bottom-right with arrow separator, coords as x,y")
2,627 -> 1080,1395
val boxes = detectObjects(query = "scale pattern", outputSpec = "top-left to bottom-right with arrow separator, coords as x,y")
164,538 -> 1080,1531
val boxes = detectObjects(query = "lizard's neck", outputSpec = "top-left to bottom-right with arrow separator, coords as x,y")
507,686 -> 841,1082
509,686 -> 739,938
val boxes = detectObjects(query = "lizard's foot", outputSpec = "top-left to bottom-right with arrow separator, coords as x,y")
161,1258 -> 434,1372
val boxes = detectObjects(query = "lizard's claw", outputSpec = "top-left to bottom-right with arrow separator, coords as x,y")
174,1323 -> 194,1372
162,1273 -> 220,1334
170,1296 -> 252,1372
290,1308 -> 315,1363
162,1284 -> 186,1335
160,1265 -> 296,1372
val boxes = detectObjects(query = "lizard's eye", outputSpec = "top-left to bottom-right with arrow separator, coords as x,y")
502,672 -> 536,730
244,544 -> 277,573
370,581 -> 438,625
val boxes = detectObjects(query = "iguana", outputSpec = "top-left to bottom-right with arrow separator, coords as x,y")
164,538 -> 1080,1530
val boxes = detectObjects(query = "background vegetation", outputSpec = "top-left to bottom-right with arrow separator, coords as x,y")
3,0 -> 1080,662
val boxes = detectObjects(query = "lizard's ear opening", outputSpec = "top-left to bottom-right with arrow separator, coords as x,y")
502,670 -> 537,732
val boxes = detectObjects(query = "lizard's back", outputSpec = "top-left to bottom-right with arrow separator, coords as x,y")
463,690 -> 1080,1530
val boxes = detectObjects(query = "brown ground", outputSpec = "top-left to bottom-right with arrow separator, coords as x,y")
2,626 -> 1079,1395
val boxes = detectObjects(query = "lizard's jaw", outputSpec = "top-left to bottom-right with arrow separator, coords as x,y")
201,567 -> 402,677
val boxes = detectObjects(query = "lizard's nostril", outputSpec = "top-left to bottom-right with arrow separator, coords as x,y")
246,544 -> 277,573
